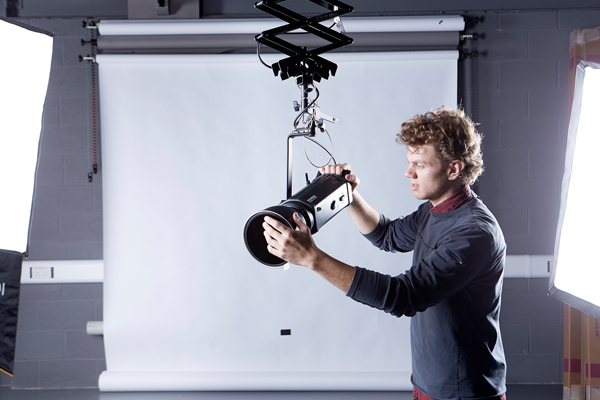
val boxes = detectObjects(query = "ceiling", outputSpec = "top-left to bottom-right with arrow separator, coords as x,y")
4,0 -> 600,19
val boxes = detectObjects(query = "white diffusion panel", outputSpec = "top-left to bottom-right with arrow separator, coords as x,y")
0,19 -> 53,253
98,51 -> 457,391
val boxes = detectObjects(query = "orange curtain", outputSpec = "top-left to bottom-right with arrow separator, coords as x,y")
564,306 -> 600,400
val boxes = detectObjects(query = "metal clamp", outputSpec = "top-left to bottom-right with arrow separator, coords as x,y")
78,55 -> 96,63
82,20 -> 98,29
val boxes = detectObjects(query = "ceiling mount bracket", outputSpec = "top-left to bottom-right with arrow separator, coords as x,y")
254,0 -> 354,82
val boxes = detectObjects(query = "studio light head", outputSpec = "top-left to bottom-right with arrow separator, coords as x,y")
247,0 -> 355,268
244,173 -> 353,267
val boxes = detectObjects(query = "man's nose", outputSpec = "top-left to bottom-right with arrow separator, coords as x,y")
405,166 -> 415,179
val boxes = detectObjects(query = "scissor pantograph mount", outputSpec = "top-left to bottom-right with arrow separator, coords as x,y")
254,0 -> 354,82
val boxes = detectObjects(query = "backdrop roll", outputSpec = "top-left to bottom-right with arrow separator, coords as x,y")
97,50 -> 458,391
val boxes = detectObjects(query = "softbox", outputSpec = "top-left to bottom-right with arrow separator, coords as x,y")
0,17 -> 53,376
0,251 -> 24,376
550,60 -> 600,319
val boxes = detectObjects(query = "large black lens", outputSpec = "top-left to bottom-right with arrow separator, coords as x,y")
243,205 -> 307,267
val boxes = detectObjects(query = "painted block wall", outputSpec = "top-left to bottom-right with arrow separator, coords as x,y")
2,9 -> 599,388
470,10 -> 581,255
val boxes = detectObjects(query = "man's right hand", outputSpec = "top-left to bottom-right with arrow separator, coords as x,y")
319,163 -> 360,193
321,163 -> 380,235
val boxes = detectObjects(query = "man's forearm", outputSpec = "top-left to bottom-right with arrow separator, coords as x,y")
306,250 -> 356,294
347,190 -> 380,235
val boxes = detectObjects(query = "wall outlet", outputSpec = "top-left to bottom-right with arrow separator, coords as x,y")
30,266 -> 54,279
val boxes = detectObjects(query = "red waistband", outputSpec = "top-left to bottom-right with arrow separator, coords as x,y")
413,387 -> 506,400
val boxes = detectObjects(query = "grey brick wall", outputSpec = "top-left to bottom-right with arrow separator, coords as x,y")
3,8 -> 599,388
11,284 -> 105,388
26,17 -> 103,260
470,9 -> 600,255
502,278 -> 563,383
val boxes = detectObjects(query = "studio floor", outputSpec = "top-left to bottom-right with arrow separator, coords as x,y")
0,385 -> 563,400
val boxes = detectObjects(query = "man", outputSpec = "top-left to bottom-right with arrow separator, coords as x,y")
262,107 -> 507,400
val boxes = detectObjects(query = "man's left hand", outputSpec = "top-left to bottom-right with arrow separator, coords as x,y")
262,213 -> 319,269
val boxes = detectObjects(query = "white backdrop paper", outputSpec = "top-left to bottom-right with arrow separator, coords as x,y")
98,51 -> 457,391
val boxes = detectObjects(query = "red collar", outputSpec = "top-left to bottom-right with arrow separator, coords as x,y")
430,185 -> 473,213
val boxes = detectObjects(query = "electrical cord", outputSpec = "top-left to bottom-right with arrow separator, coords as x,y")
87,24 -> 98,183
303,129 -> 336,168
257,43 -> 272,69
292,84 -> 337,169
294,85 -> 320,129
258,34 -> 338,170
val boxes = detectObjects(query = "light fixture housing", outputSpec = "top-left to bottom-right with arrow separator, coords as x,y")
244,173 -> 353,267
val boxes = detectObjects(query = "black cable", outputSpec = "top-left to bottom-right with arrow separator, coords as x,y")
294,85 -> 320,129
304,131 -> 336,168
87,23 -> 98,183
257,43 -> 272,69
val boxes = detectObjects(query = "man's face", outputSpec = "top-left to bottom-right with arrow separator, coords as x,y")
404,144 -> 456,206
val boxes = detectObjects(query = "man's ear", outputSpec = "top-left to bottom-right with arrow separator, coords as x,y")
447,160 -> 465,181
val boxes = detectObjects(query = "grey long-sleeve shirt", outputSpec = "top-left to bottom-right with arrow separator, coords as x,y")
347,197 -> 507,400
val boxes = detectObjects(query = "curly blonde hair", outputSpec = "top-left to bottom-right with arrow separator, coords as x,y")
397,107 -> 484,185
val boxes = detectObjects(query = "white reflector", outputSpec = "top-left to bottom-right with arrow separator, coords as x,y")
0,18 -> 53,253
551,61 -> 600,319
